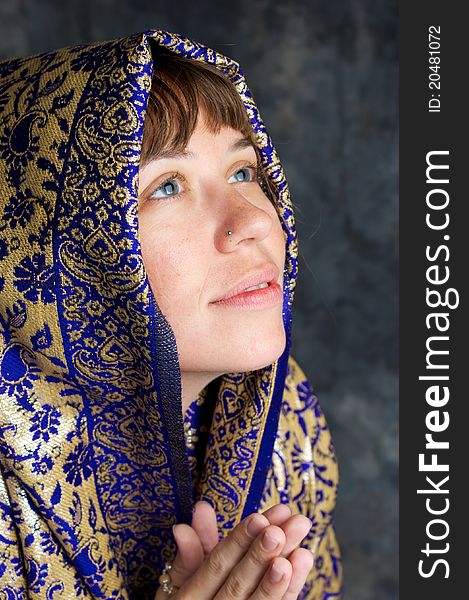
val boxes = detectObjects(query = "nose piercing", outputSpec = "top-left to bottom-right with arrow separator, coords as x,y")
226,230 -> 233,236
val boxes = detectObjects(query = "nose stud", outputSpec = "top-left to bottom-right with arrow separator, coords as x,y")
226,230 -> 233,237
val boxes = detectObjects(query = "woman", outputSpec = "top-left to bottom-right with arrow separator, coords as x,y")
0,29 -> 343,599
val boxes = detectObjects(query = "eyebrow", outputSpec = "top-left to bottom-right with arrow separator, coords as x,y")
156,136 -> 255,160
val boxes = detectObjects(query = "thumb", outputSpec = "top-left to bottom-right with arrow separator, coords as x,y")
190,501 -> 219,556
172,523 -> 205,576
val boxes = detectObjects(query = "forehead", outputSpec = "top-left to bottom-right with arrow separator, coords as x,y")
157,130 -> 257,161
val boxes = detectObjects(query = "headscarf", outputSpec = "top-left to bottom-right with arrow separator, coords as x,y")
0,29 -> 343,599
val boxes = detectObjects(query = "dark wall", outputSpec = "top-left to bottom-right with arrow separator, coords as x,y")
0,1 -> 398,598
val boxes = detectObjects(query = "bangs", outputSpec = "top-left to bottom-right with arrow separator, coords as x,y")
139,46 -> 278,205
140,46 -> 256,168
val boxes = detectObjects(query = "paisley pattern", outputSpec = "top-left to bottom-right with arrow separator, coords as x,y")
258,356 -> 343,599
0,29 -> 343,599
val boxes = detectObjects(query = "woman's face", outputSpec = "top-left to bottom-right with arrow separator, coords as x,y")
137,111 -> 286,381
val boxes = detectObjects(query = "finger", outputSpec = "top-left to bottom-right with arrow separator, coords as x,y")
171,524 -> 205,580
191,501 -> 219,555
261,503 -> 292,526
154,524 -> 205,600
260,506 -> 312,558
248,556 -> 293,600
213,524 -> 287,598
281,547 -> 315,600
177,511 -> 270,599
277,514 -> 312,557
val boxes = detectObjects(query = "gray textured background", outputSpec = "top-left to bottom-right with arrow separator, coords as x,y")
0,1 -> 398,598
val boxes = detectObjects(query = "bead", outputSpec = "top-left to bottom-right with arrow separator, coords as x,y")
159,573 -> 171,585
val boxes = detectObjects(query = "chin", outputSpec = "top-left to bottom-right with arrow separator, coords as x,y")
180,320 -> 286,374
229,329 -> 287,373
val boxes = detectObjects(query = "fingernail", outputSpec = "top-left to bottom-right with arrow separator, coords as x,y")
270,560 -> 285,583
193,500 -> 210,513
262,530 -> 280,551
172,525 -> 179,539
247,514 -> 265,537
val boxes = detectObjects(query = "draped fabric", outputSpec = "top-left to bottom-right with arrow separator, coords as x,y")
0,29 -> 343,599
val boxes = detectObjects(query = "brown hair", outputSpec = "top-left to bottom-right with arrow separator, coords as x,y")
140,45 -> 276,202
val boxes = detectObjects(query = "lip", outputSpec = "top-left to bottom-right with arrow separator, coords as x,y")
209,281 -> 283,309
209,263 -> 281,305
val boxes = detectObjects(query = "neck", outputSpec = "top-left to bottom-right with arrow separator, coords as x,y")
180,371 -> 222,416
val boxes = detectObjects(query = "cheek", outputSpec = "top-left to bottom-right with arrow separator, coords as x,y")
140,217 -> 180,281
272,215 -> 287,260
140,228 -> 202,315
144,245 -> 180,294
142,237 -> 182,294
264,197 -> 285,242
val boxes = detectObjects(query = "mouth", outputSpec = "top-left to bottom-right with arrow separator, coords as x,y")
209,280 -> 283,309
209,263 -> 283,309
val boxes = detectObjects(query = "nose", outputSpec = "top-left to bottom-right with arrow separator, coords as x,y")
214,188 -> 275,252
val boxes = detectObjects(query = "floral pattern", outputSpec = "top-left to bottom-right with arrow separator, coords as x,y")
0,29 -> 343,599
29,404 -> 61,442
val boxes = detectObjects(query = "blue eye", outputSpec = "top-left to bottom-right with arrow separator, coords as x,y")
151,177 -> 181,199
148,165 -> 260,203
228,166 -> 259,183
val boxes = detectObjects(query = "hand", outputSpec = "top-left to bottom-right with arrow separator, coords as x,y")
153,502 -> 314,599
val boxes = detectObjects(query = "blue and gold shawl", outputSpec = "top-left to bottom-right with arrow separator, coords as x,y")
0,29 -> 343,599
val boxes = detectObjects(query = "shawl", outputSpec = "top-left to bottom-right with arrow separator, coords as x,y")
0,29 -> 343,599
